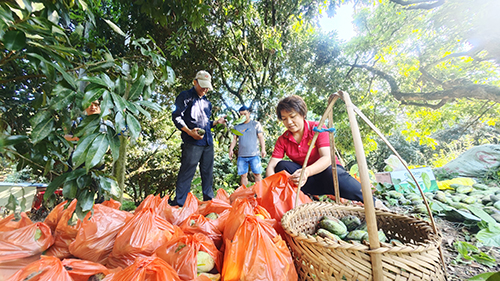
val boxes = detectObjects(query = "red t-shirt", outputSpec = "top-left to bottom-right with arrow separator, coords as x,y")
271,120 -> 340,166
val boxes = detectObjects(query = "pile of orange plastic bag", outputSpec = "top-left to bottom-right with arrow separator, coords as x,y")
0,171 -> 312,281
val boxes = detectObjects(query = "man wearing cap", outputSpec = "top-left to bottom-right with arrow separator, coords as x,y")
171,70 -> 226,206
228,105 -> 266,186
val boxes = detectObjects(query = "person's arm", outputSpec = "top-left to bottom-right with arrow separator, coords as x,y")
257,132 -> 266,158
229,134 -> 238,160
181,126 -> 203,140
289,146 -> 331,187
266,157 -> 282,177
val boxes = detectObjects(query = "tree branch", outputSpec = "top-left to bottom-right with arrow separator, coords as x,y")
389,0 -> 445,9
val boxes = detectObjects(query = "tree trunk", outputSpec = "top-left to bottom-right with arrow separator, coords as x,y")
114,135 -> 128,203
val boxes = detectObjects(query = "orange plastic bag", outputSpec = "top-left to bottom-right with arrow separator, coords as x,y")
6,256 -> 72,281
69,203 -> 133,264
222,216 -> 298,281
0,213 -> 32,232
215,188 -> 231,204
197,198 -> 232,217
160,192 -> 199,225
61,258 -> 111,281
106,208 -> 176,269
253,171 -> 312,236
179,214 -> 223,249
102,255 -> 181,281
43,200 -> 68,233
156,232 -> 222,281
0,222 -> 54,261
135,194 -> 162,213
229,185 -> 256,204
101,198 -> 122,209
222,198 -> 273,244
45,199 -> 82,259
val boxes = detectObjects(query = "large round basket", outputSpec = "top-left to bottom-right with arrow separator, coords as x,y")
281,202 -> 445,281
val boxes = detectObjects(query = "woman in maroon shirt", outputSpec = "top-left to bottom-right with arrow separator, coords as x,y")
265,95 -> 366,203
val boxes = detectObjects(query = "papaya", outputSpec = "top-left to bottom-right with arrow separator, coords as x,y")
316,228 -> 341,241
362,230 -> 387,243
472,183 -> 490,190
341,215 -> 362,231
318,218 -> 348,238
387,190 -> 403,199
205,212 -> 219,220
494,201 -> 500,211
456,185 -> 474,194
434,191 -> 447,203
197,251 -> 215,273
346,230 -> 368,241
355,222 -> 368,232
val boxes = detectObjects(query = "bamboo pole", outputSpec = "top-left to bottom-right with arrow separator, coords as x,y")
328,105 -> 340,204
339,90 -> 383,281
351,103 -> 448,277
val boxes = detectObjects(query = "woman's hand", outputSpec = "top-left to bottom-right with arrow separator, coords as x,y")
290,167 -> 309,187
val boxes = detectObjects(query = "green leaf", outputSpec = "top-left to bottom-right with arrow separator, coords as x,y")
83,88 -> 106,109
101,90 -> 114,117
50,88 -> 75,111
31,116 -> 54,144
135,103 -> 151,120
467,272 -> 500,281
138,100 -> 162,112
80,76 -> 110,88
192,177 -> 202,185
72,133 -> 99,168
27,53 -> 77,90
3,135 -> 29,146
231,128 -> 243,136
4,30 -> 26,51
421,172 -> 431,189
78,189 -> 95,212
129,74 -> 145,100
115,112 -> 127,133
5,194 -> 18,212
104,19 -> 126,37
62,180 -> 78,198
471,252 -> 497,268
85,134 -> 109,171
476,224 -> 500,247
44,173 -> 70,200
126,114 -> 141,140
466,205 -> 497,225
20,196 -> 26,212
111,92 -> 128,113
106,131 -> 120,162
99,176 -> 121,199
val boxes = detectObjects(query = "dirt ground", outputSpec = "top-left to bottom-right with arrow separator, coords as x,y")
435,216 -> 500,280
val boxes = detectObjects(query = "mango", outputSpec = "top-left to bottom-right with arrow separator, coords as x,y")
341,215 -> 362,231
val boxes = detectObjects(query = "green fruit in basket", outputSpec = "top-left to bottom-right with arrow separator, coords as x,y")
399,198 -> 411,205
355,222 -> 368,231
316,228 -> 341,241
449,202 -> 468,210
413,204 -> 427,214
362,230 -> 387,243
341,215 -> 362,231
318,218 -> 348,238
494,201 -> 500,211
434,191 -> 447,203
491,195 -> 500,203
197,251 -> 215,273
346,230 -> 368,241
456,185 -> 474,194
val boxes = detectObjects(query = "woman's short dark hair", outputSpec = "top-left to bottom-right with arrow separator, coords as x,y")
276,95 -> 307,119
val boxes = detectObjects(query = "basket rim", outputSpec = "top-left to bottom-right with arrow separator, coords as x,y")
281,201 -> 442,254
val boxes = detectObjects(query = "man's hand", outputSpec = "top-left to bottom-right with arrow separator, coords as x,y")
215,115 -> 226,125
229,150 -> 234,160
189,128 -> 204,140
261,149 -> 267,158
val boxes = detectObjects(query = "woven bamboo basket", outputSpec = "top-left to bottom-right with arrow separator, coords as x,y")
281,202 -> 445,281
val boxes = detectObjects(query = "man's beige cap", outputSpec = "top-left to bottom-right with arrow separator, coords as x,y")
195,70 -> 213,90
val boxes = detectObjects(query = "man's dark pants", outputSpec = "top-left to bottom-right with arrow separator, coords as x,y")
275,160 -> 365,202
173,142 -> 215,206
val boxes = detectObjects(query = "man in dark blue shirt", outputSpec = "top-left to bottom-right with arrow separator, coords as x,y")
171,70 -> 225,206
